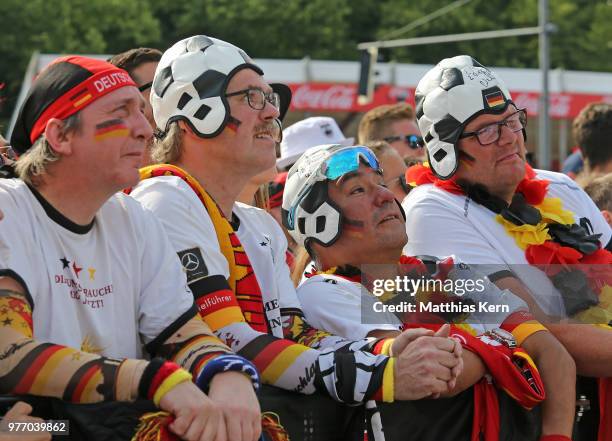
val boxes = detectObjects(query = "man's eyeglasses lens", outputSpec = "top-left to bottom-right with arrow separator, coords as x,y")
225,88 -> 280,111
461,109 -> 527,145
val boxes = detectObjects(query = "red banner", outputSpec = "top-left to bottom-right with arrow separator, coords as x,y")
287,83 -> 612,119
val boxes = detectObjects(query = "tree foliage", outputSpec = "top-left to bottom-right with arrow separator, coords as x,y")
1,0 -> 611,122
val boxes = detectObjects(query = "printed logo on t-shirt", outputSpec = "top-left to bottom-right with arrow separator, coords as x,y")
177,247 -> 208,282
55,256 -> 113,309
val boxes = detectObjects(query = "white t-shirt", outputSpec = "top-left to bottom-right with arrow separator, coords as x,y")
0,179 -> 194,359
297,261 -> 530,340
402,169 -> 612,316
131,176 -> 301,338
297,274 -> 401,340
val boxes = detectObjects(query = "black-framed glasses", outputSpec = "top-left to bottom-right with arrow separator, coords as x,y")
225,87 -> 280,111
383,134 -> 424,149
459,109 -> 527,146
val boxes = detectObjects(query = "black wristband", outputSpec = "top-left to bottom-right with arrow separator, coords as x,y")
138,357 -> 165,399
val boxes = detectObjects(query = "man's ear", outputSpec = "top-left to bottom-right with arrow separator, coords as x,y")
44,118 -> 74,155
177,120 -> 198,139
602,210 -> 612,227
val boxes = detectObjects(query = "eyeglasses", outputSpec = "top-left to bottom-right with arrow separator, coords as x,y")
459,109 -> 527,146
225,87 -> 280,111
383,134 -> 424,149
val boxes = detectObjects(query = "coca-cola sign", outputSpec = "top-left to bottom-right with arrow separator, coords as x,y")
287,82 -> 612,119
291,84 -> 355,110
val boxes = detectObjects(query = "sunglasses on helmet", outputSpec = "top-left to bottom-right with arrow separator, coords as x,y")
285,146 -> 381,229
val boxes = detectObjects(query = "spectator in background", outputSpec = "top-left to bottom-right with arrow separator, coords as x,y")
276,116 -> 353,171
358,103 -> 425,163
584,174 -> 612,226
109,48 -> 162,166
366,140 -> 411,202
561,147 -> 583,178
572,102 -> 612,187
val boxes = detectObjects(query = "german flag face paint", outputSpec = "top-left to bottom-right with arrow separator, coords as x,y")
226,116 -> 242,133
343,217 -> 365,237
94,119 -> 129,142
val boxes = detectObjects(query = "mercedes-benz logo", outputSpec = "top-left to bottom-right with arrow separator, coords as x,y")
181,252 -> 200,271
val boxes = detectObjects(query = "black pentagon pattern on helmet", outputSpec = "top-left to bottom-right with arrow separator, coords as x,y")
434,114 -> 463,143
316,216 -> 326,233
238,49 -> 252,64
471,57 -> 486,69
153,65 -> 174,98
186,35 -> 215,53
298,217 -> 306,234
193,104 -> 212,120
415,92 -> 425,120
301,181 -> 328,213
177,93 -> 192,110
439,68 -> 464,91
432,149 -> 448,163
424,132 -> 434,143
192,70 -> 227,100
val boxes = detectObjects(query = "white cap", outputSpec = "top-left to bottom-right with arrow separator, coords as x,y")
277,117 -> 354,170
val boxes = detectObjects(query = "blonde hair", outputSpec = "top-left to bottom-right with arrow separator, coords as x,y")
151,122 -> 184,163
358,103 -> 416,143
15,113 -> 81,186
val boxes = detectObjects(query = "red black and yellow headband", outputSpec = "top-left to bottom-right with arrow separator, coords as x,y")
11,56 -> 136,155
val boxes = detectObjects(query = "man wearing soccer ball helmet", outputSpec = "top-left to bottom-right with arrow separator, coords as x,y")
132,35 -> 469,440
404,55 -> 612,440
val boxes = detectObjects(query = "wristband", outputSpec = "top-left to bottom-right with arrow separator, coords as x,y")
138,358 -> 166,399
195,354 -> 260,392
153,368 -> 193,407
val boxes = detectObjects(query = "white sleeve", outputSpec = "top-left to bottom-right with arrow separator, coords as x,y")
131,179 -> 230,283
297,279 -> 400,340
137,208 -> 195,346
269,216 -> 301,311
0,187 -> 33,296
402,193 -> 509,277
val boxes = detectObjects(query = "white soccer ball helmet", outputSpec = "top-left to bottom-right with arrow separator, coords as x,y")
415,55 -> 513,180
151,35 -> 262,137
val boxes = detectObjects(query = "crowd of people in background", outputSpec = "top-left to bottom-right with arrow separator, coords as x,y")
0,34 -> 610,441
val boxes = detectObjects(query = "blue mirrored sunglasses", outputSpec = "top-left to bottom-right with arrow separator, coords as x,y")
322,146 -> 380,181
